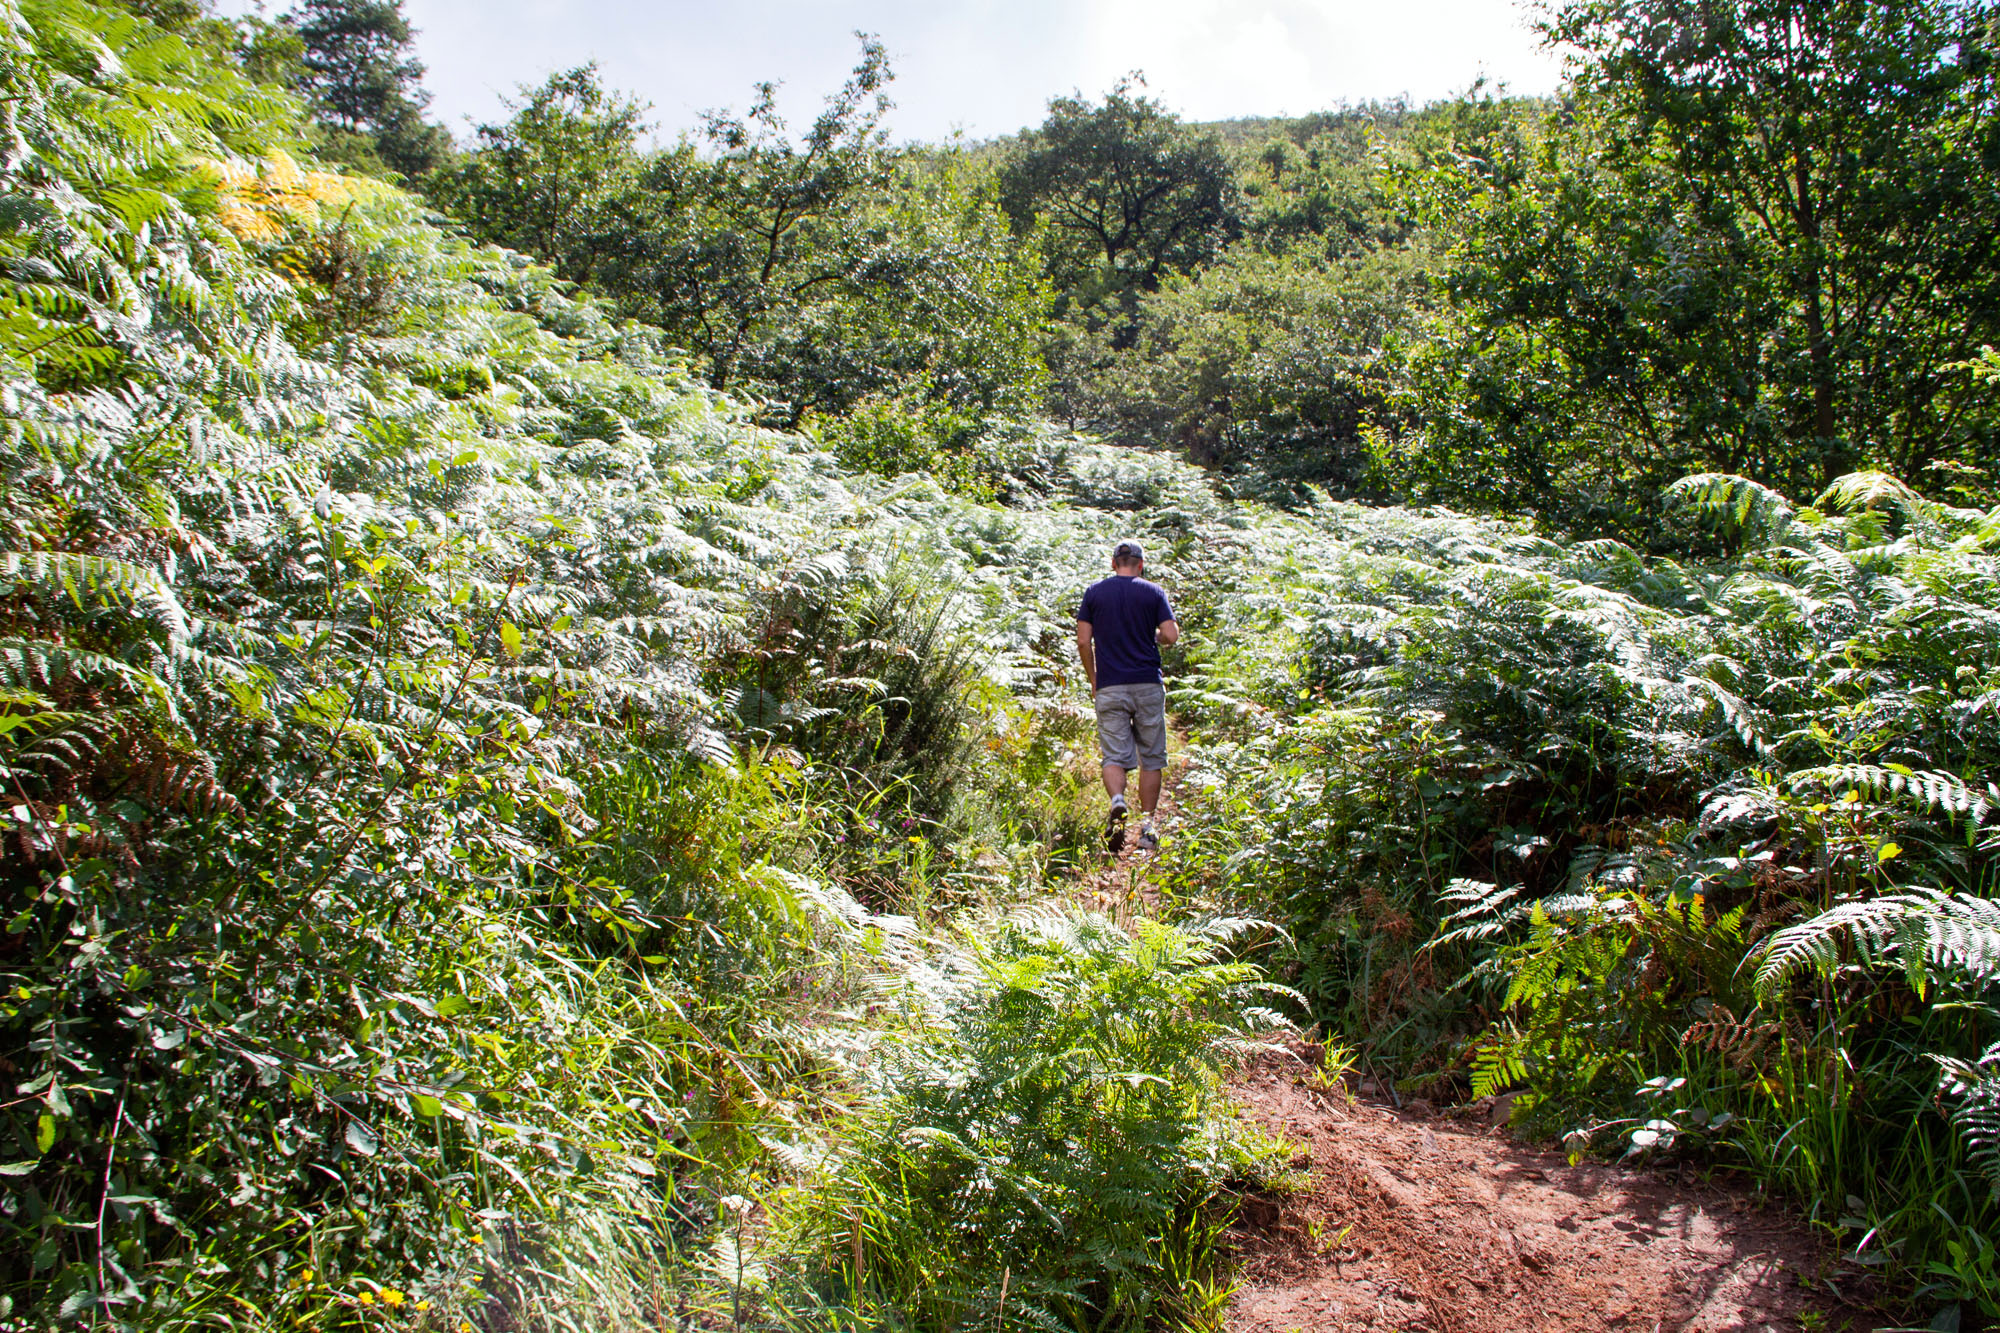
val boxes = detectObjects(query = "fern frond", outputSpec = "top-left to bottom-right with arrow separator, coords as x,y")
1430,878 -> 1528,947
1755,889 -> 2000,998
1935,1049 -> 2000,1196
1786,765 -> 1991,824
1665,473 -> 1797,547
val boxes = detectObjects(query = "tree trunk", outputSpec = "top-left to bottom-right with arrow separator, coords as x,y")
1793,142 -> 1839,463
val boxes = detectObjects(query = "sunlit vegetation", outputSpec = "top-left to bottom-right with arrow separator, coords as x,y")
1154,460 -> 2000,1317
0,3 -> 1284,1326
8,0 -> 2000,1326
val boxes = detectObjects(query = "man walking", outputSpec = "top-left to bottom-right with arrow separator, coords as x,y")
1076,540 -> 1179,852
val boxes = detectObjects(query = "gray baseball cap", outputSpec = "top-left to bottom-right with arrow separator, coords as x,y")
1113,539 -> 1145,563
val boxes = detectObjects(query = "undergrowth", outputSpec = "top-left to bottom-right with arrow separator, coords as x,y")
0,2 -> 1288,1326
9,0 -> 2000,1326
1154,472 -> 2000,1320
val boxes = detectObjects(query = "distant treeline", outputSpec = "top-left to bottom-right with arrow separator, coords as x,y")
144,0 -> 2000,536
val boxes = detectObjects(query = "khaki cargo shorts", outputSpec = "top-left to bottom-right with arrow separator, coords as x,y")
1094,682 -> 1168,772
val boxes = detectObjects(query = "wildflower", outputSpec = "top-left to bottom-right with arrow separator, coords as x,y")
416,1302 -> 431,1313
356,1291 -> 375,1306
379,1289 -> 405,1308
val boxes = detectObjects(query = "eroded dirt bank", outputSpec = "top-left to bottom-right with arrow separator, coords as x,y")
1224,1050 -> 1868,1333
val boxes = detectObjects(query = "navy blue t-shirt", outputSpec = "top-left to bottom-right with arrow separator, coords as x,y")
1077,575 -> 1176,688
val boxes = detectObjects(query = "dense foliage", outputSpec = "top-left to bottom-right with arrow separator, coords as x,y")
0,2 -> 1286,1326
1154,459 -> 2000,1318
282,0 -> 452,175
1398,0 -> 2000,532
425,50 -> 1049,459
13,0 -> 2000,1327
995,77 -> 1239,337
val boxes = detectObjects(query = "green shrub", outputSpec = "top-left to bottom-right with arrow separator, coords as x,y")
808,392 -> 992,499
778,911 -> 1295,1332
1156,469 -> 2000,1314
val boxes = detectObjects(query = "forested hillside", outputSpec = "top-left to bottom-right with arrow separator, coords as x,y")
5,0 -> 2000,1328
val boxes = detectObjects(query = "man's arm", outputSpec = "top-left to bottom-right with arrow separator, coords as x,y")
1076,621 -> 1097,694
1156,589 -> 1180,646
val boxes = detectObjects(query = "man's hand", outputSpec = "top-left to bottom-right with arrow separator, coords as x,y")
1076,620 -> 1097,695
1156,619 -> 1180,647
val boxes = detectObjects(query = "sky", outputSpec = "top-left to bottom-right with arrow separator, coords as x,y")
229,0 -> 1569,145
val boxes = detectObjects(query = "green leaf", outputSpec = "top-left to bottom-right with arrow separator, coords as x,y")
0,1161 -> 39,1176
410,1095 -> 443,1119
345,1121 -> 379,1157
499,621 -> 523,658
34,1114 -> 53,1154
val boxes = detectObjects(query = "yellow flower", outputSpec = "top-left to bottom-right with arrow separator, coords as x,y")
356,1292 -> 376,1306
379,1290 -> 405,1308
416,1302 -> 431,1313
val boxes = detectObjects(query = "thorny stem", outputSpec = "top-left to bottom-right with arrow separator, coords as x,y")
92,1081 -> 128,1328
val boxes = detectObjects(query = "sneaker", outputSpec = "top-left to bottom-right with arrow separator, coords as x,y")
1105,795 -> 1128,852
1138,821 -> 1160,852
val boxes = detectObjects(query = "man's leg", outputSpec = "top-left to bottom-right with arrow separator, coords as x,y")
1094,687 -> 1139,851
1133,684 -> 1169,849
1102,763 -> 1128,800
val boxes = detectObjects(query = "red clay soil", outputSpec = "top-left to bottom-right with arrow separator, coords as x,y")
1066,762 -> 1874,1332
1223,1049 -> 1876,1333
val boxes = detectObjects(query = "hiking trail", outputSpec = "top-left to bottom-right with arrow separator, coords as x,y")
1223,1050 -> 1860,1333
1088,761 -> 1876,1333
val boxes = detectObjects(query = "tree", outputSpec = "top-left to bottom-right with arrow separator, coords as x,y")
281,0 -> 452,176
1048,103 -> 1429,476
997,78 -> 1240,339
589,38 -> 893,393
1402,0 -> 2000,532
1395,91 -> 1788,529
1552,0 -> 2000,473
1087,246 -> 1426,485
588,34 -> 1052,428
428,43 -> 1047,433
1234,104 -> 1414,260
426,64 -> 648,283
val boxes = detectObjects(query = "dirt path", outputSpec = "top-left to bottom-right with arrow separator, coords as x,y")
1067,753 -> 1868,1331
1222,1050 -> 1866,1333
1076,753 -> 1871,1333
